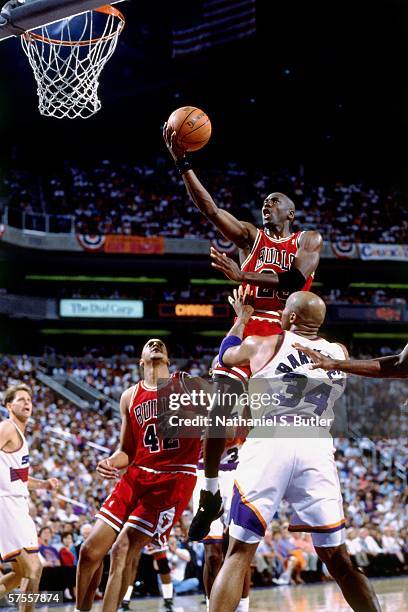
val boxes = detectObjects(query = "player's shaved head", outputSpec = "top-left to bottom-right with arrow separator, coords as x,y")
281,291 -> 326,333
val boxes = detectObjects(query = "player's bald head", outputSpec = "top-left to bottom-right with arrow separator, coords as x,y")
281,291 -> 326,331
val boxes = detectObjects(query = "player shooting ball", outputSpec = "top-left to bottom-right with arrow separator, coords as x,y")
163,109 -> 323,540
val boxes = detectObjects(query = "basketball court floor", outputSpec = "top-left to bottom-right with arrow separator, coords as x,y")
8,577 -> 403,612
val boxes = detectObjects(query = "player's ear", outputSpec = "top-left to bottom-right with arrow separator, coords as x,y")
289,311 -> 297,324
288,209 -> 295,222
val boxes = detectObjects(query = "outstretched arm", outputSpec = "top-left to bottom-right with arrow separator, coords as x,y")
292,343 -> 408,379
211,231 -> 322,291
163,124 -> 257,249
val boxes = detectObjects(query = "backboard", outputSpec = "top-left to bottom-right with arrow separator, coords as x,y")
0,0 -> 126,41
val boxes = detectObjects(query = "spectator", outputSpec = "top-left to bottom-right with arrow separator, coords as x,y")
38,527 -> 60,567
167,535 -> 199,595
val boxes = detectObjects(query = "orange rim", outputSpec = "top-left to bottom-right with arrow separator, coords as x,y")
22,4 -> 125,46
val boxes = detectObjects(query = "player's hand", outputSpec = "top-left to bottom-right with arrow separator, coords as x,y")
210,247 -> 244,282
163,121 -> 186,161
96,458 -> 120,480
228,285 -> 254,322
46,478 -> 60,491
292,343 -> 336,371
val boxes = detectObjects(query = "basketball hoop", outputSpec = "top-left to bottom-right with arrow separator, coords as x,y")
20,4 -> 125,119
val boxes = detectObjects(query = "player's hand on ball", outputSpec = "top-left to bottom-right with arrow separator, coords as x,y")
292,343 -> 335,370
210,247 -> 243,282
228,285 -> 254,322
163,121 -> 186,161
47,478 -> 60,491
97,458 -> 120,480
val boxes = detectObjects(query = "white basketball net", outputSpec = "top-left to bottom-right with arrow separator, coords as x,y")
20,5 -> 125,119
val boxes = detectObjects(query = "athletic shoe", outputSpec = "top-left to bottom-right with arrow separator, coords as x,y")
188,489 -> 223,540
163,599 -> 174,611
119,602 -> 130,611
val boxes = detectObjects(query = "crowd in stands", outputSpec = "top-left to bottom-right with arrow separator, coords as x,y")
2,158 -> 407,243
0,350 -> 407,600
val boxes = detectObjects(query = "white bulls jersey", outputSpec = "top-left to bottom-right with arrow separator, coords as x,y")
250,331 -> 347,424
0,422 -> 30,498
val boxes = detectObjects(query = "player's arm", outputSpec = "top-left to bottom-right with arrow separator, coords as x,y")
218,287 -> 257,367
292,342 -> 408,379
96,386 -> 134,479
0,420 -> 15,451
163,124 -> 257,249
28,476 -> 59,491
210,230 -> 323,292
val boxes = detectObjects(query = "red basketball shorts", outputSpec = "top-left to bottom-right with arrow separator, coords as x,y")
96,464 -> 196,544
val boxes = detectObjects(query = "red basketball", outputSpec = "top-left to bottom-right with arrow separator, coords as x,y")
167,106 -> 212,152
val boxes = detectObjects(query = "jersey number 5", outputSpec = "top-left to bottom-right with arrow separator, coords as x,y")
143,424 -> 180,453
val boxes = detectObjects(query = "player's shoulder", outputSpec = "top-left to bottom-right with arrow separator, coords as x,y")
120,383 -> 139,407
0,419 -> 15,433
298,229 -> 323,249
0,419 -> 17,442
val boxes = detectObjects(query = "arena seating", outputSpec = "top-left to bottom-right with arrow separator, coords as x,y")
2,159 -> 407,243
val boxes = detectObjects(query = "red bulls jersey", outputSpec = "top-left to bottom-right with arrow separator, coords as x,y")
129,372 -> 200,475
241,229 -> 313,324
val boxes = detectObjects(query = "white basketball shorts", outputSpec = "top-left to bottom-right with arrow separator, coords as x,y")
0,496 -> 39,561
229,437 -> 346,548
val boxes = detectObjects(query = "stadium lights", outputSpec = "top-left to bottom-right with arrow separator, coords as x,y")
26,275 -> 168,283
40,329 -> 172,336
353,332 -> 407,339
349,283 -> 408,289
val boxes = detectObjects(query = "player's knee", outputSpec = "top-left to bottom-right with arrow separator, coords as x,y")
316,544 -> 353,578
21,556 -> 42,581
205,544 -> 223,570
110,538 -> 129,569
79,540 -> 102,566
156,556 -> 170,575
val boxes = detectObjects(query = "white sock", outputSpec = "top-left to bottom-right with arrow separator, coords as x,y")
204,477 -> 219,494
123,585 -> 133,603
162,582 -> 173,600
235,597 -> 249,612
206,597 -> 210,611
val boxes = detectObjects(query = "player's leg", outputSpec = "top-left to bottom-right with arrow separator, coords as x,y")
314,544 -> 381,611
289,438 -> 381,612
118,553 -> 138,612
13,551 -> 43,612
76,519 -> 117,611
209,438 -> 284,611
154,551 -> 174,611
0,558 -> 24,597
189,371 -> 247,540
102,526 -> 151,612
209,537 -> 257,612
203,541 -> 223,597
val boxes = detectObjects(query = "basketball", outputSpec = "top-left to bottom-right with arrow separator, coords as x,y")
167,106 -> 212,152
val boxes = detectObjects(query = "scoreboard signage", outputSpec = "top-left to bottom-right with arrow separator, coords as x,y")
159,303 -> 230,318
60,299 -> 144,319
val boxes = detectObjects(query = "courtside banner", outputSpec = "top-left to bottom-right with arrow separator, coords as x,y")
104,235 -> 165,254
359,244 -> 408,261
60,299 -> 144,318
